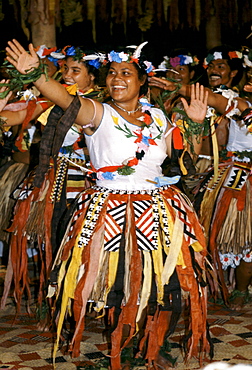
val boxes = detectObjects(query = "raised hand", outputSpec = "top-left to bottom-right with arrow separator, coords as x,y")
181,83 -> 208,123
6,39 -> 39,74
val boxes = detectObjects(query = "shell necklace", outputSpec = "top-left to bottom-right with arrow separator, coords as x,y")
112,99 -> 141,115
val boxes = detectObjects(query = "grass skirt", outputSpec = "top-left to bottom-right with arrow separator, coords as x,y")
195,160 -> 252,302
50,184 -> 210,368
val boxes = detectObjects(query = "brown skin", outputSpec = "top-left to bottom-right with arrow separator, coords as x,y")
149,76 -> 249,115
5,40 -> 208,156
150,60 -> 252,309
151,64 -> 194,103
4,40 -> 208,369
244,83 -> 252,92
62,57 -> 95,91
207,59 -> 238,88
230,260 -> 252,310
207,61 -> 252,309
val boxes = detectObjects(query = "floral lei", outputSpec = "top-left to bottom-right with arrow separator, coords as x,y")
87,98 -> 163,180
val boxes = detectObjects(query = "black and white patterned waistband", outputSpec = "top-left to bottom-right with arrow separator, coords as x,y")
91,185 -> 172,195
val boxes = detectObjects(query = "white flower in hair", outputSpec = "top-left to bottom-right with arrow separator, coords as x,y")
36,45 -> 49,59
213,51 -> 223,60
108,51 -> 129,62
157,60 -> 167,70
119,52 -> 129,62
184,55 -> 193,64
243,55 -> 252,68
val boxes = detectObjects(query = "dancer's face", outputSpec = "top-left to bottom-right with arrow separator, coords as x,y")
62,57 -> 95,91
106,61 -> 146,103
207,59 -> 237,88
166,64 -> 194,85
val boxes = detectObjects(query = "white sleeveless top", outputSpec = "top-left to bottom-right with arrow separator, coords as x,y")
85,103 -> 168,191
227,119 -> 252,153
58,125 -> 85,160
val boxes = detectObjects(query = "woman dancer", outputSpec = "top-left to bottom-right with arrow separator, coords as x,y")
5,39 -> 210,370
0,46 -> 106,327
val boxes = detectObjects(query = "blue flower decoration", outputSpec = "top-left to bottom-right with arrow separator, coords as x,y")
178,54 -> 186,65
145,64 -> 153,73
142,135 -> 151,146
89,59 -> 101,69
109,51 -> 122,63
66,46 -> 76,56
48,55 -> 59,67
102,172 -> 115,180
139,99 -> 153,107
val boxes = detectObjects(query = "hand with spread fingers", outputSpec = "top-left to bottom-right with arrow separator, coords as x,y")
6,39 -> 40,74
181,82 -> 208,123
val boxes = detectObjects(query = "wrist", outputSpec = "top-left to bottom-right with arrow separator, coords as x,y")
0,60 -> 48,99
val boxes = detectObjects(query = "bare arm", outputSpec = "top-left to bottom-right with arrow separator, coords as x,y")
5,40 -> 103,131
149,77 -> 249,114
0,103 -> 50,126
0,80 -> 13,112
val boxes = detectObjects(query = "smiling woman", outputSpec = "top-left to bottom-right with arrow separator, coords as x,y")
4,39 -> 211,370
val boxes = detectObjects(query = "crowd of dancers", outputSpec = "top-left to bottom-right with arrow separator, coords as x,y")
0,38 -> 252,370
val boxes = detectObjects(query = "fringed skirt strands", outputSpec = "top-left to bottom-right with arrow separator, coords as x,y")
0,161 -> 29,242
195,160 -> 252,303
0,157 -> 87,314
50,184 -> 210,368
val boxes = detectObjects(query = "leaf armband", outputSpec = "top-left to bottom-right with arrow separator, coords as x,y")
0,60 -> 49,98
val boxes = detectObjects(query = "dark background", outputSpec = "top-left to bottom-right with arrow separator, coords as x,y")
1,1 -> 252,67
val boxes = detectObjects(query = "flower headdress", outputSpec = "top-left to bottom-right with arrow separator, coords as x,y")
155,53 -> 199,72
49,46 -> 106,69
107,41 -> 155,76
203,50 -> 243,69
34,45 -> 60,67
242,46 -> 252,68
34,45 -> 57,58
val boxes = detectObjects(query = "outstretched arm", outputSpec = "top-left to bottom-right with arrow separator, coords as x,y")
0,80 -> 54,126
149,76 -> 249,114
5,40 -> 102,130
6,40 -> 73,108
